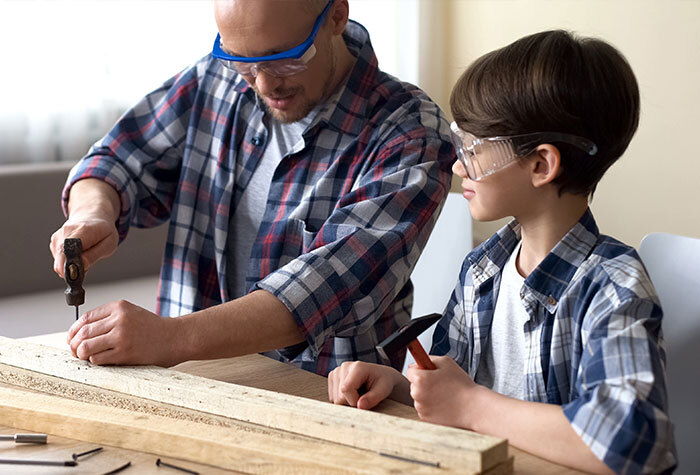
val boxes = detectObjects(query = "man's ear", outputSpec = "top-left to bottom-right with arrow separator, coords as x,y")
329,0 -> 349,35
530,144 -> 561,188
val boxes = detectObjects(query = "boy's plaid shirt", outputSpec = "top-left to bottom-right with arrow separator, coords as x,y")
63,22 -> 454,375
432,209 -> 676,473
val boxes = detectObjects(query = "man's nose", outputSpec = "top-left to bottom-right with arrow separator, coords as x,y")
254,70 -> 284,96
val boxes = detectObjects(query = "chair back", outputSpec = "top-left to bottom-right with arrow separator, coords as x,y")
405,192 -> 472,371
639,232 -> 700,473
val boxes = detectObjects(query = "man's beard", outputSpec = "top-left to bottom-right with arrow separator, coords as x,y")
258,88 -> 315,124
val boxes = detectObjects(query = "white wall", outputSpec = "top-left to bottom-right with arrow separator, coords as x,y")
440,0 -> 700,247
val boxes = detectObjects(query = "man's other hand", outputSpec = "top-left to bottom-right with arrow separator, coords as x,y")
67,300 -> 182,367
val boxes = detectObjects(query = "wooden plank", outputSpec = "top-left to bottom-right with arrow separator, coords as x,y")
0,384 -> 421,474
0,364 -> 454,473
0,336 -> 508,473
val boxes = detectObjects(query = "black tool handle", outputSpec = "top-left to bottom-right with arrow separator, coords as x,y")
63,238 -> 85,307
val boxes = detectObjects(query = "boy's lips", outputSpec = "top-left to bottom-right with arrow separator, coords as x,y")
462,187 -> 475,199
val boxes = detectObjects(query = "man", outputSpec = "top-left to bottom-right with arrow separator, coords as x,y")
50,0 -> 453,375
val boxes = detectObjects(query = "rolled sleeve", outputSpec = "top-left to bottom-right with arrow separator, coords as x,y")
563,296 -> 677,474
255,138 -> 452,358
62,63 -> 200,242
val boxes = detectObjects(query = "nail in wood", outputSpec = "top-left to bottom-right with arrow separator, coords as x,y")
156,458 -> 199,474
72,446 -> 104,460
379,451 -> 441,468
101,461 -> 131,474
0,458 -> 77,466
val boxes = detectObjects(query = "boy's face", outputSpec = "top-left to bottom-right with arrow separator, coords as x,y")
452,156 -> 535,222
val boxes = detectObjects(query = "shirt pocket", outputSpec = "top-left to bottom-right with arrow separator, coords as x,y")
277,218 -> 317,268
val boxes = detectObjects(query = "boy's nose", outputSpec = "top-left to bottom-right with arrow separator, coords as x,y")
452,158 -> 468,178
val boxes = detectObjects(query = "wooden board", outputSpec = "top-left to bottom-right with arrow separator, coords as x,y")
0,336 -> 509,473
0,383 -> 445,474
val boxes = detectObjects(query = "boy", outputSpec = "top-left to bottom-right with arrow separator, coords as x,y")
328,30 -> 676,474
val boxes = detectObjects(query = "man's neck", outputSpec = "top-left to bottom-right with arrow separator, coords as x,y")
514,194 -> 589,278
324,36 -> 356,101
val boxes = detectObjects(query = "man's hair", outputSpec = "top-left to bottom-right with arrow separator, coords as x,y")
450,30 -> 640,196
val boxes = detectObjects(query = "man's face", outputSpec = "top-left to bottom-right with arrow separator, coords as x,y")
215,0 -> 337,123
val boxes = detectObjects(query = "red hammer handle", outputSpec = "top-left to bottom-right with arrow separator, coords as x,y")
407,339 -> 436,370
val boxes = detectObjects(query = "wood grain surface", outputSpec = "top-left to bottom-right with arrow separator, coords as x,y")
1,333 -> 582,474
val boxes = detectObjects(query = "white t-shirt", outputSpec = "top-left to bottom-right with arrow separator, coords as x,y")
225,113 -> 313,299
474,242 -> 530,398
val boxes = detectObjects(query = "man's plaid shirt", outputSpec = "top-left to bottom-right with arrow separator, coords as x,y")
432,209 -> 676,473
63,22 -> 454,375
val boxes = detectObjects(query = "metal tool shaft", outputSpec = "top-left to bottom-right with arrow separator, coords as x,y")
0,433 -> 47,444
0,458 -> 77,466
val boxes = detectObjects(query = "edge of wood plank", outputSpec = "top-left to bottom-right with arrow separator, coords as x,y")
0,384 -> 448,474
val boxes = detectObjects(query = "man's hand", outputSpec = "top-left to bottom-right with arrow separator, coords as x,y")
50,215 -> 119,277
67,300 -> 182,367
405,355 -> 483,429
49,179 -> 121,277
328,361 -> 409,409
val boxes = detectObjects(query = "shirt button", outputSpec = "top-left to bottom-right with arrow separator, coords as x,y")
547,296 -> 557,306
251,136 -> 264,146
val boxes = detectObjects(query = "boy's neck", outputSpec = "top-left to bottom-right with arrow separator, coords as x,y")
514,194 -> 589,278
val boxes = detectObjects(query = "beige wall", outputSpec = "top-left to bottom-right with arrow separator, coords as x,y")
425,0 -> 700,246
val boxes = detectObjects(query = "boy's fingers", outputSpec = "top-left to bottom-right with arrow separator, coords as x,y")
328,370 -> 340,404
357,381 -> 391,410
340,365 -> 372,407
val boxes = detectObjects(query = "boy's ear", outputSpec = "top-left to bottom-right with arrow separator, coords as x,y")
530,144 -> 561,188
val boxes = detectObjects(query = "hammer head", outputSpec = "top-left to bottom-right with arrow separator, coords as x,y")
376,313 -> 441,365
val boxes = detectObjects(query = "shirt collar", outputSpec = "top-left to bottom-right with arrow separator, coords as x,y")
469,208 -> 600,312
316,20 -> 375,136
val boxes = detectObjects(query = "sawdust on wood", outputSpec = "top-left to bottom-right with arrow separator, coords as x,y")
0,363 -> 310,442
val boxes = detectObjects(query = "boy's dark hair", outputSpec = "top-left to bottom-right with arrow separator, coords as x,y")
450,30 -> 640,196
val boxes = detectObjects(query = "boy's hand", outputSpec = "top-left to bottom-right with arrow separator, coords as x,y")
406,355 -> 481,429
328,361 -> 404,410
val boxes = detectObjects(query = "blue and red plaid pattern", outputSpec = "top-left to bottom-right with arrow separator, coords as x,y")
63,22 -> 454,375
432,208 -> 677,473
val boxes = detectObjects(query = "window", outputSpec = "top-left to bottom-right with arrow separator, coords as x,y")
0,0 -> 421,166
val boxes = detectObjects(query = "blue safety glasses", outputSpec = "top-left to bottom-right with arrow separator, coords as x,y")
212,0 -> 334,78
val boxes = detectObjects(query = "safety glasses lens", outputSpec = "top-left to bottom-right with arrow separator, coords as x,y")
218,45 -> 316,78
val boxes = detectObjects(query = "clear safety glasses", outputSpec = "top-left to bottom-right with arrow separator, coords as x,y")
450,122 -> 598,181
212,0 -> 334,78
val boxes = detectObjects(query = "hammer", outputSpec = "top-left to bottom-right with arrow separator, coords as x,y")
63,238 -> 85,320
376,313 -> 441,370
